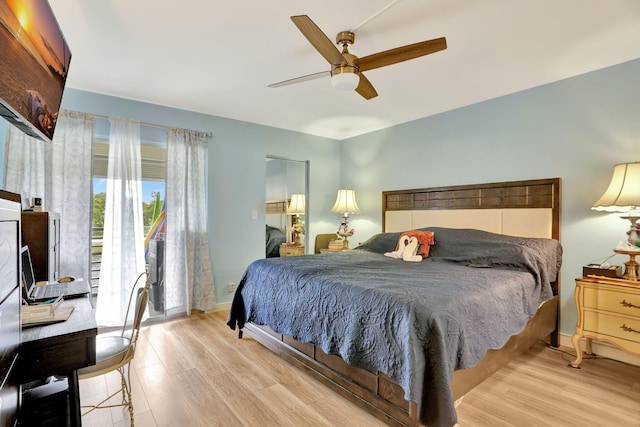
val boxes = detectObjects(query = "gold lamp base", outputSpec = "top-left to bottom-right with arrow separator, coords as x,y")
614,249 -> 640,281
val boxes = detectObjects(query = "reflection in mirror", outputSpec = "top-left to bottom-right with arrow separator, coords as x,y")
265,157 -> 308,258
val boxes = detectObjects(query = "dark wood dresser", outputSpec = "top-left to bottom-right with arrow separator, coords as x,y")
21,211 -> 60,282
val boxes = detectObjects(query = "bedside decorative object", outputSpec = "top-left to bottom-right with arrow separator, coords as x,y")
328,239 -> 347,252
287,194 -> 305,246
592,162 -> 640,247
331,189 -> 360,250
571,276 -> 640,368
582,264 -> 622,278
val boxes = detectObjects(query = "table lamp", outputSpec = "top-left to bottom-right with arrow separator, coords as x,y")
287,194 -> 305,246
331,189 -> 360,249
592,162 -> 640,279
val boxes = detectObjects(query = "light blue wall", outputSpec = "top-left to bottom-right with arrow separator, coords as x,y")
3,88 -> 342,305
3,58 -> 639,328
340,58 -> 640,337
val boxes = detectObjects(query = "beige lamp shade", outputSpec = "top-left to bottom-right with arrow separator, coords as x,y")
592,162 -> 640,212
331,189 -> 360,215
287,194 -> 306,215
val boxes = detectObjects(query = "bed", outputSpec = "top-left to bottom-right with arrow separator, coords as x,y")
228,178 -> 561,427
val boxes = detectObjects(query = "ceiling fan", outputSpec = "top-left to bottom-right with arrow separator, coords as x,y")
269,15 -> 447,100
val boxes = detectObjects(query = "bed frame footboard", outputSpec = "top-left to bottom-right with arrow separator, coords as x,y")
242,321 -> 419,426
240,295 -> 557,427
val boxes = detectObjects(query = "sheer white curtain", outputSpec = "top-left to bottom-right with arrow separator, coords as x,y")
96,119 -> 146,326
4,110 -> 94,280
3,124 -> 49,208
165,128 -> 215,313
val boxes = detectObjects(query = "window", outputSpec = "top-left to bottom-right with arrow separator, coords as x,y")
90,119 -> 166,295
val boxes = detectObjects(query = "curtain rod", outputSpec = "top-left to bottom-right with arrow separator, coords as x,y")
80,111 -> 213,138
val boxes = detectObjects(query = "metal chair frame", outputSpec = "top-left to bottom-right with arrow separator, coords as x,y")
79,272 -> 149,426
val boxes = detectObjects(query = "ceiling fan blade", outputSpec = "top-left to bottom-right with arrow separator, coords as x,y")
355,73 -> 378,100
356,37 -> 447,72
291,15 -> 347,66
268,70 -> 330,88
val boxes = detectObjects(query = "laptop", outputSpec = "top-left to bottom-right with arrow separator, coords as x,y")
21,245 -> 89,302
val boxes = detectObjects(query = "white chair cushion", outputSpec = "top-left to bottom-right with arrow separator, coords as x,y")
78,333 -> 132,378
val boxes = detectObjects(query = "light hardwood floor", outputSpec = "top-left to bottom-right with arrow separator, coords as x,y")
79,311 -> 640,427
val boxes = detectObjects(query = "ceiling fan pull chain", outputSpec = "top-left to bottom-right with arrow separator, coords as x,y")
352,0 -> 404,32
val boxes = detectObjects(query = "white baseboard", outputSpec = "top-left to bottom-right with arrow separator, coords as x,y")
207,301 -> 230,314
559,332 -> 640,367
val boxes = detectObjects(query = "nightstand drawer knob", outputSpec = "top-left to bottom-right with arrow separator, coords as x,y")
621,324 -> 640,334
620,299 -> 640,310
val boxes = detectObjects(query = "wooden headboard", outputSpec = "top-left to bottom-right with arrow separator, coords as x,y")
383,178 -> 560,240
383,178 -> 561,349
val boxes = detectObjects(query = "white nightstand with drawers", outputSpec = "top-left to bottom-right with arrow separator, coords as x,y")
571,276 -> 640,368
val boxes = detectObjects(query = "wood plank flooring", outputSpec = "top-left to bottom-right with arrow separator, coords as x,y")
79,311 -> 640,426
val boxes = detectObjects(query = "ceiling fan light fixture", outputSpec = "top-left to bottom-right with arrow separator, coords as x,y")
331,66 -> 360,91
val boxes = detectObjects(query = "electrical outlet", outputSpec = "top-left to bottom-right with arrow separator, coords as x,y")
228,282 -> 236,293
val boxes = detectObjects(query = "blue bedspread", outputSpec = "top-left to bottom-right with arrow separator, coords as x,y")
227,228 -> 562,427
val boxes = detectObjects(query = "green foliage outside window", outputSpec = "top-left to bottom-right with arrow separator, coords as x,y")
92,191 -> 164,233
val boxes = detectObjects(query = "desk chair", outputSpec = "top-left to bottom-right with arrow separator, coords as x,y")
78,272 -> 149,426
314,233 -> 337,253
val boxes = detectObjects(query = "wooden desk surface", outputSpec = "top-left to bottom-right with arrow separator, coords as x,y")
17,296 -> 97,383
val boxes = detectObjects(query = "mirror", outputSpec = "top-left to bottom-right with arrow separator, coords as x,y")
265,156 -> 308,258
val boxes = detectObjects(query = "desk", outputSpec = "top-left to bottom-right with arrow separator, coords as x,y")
15,295 -> 97,426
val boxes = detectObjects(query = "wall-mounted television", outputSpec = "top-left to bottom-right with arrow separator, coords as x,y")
0,0 -> 71,142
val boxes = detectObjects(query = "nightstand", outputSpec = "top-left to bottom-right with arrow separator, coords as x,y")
571,276 -> 640,368
319,248 -> 348,254
279,245 -> 305,257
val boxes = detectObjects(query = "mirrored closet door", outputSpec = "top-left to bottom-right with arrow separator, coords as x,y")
265,157 -> 308,258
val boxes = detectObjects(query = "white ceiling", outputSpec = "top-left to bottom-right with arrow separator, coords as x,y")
48,0 -> 640,140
